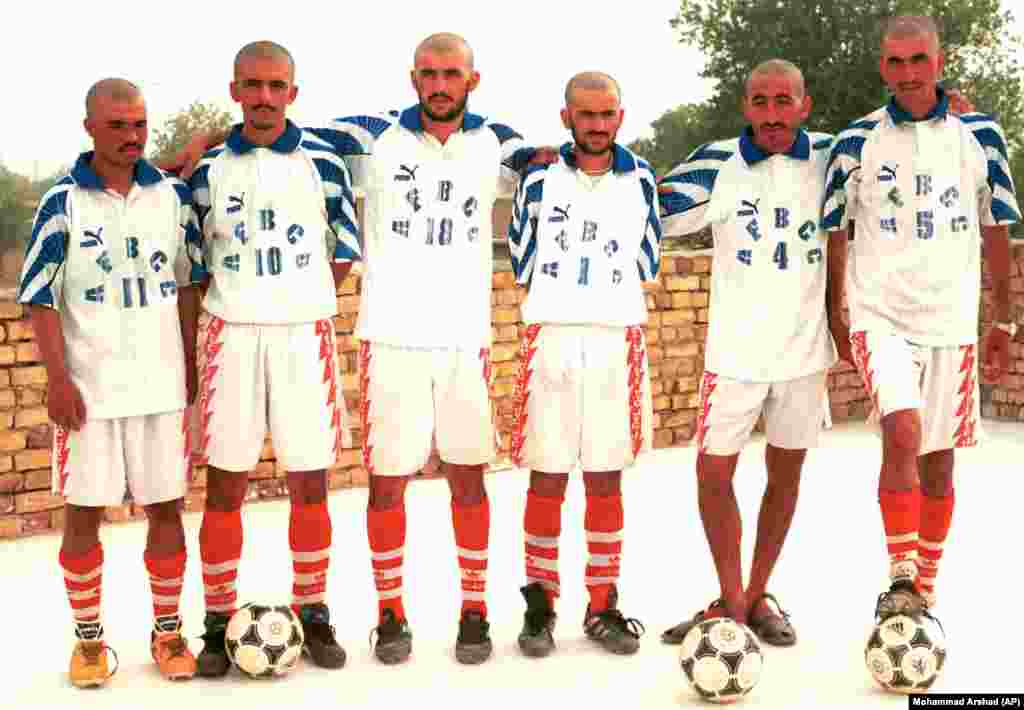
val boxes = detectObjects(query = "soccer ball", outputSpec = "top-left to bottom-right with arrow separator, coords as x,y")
225,603 -> 304,678
679,618 -> 764,703
864,613 -> 946,693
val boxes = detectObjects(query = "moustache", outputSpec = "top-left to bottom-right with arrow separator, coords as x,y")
429,93 -> 453,102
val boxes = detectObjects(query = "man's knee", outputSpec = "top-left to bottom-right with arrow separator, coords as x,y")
582,470 -> 621,497
881,410 -> 922,457
287,470 -> 327,505
369,475 -> 410,510
446,463 -> 486,506
205,466 -> 248,511
529,471 -> 568,498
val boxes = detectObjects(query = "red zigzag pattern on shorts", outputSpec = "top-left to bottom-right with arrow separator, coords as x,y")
511,324 -> 542,467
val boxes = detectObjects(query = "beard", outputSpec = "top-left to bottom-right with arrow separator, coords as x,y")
420,92 -> 469,123
569,122 -> 615,156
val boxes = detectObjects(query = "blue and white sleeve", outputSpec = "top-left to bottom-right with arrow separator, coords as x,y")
658,142 -> 733,237
508,165 -> 546,285
637,160 -> 662,281
17,179 -> 73,309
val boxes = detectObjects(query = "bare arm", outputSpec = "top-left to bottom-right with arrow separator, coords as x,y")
827,229 -> 852,364
331,262 -> 354,291
983,225 -> 1012,322
981,225 -> 1013,383
177,284 -> 201,405
29,305 -> 86,429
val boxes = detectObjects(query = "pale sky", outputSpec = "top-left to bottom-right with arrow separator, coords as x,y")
1,0 -> 713,179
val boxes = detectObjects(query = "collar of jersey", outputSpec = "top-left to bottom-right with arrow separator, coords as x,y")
397,105 -> 486,133
886,87 -> 949,125
739,127 -> 810,166
70,151 -> 164,190
226,119 -> 302,154
558,142 -> 638,174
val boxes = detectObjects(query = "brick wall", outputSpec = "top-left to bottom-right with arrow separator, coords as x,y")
0,242 -> 876,539
981,246 -> 1024,419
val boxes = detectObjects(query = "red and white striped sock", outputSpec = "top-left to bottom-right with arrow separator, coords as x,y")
289,503 -> 332,613
524,490 -> 562,604
453,498 -> 489,618
145,548 -> 186,630
879,486 -> 921,586
368,505 -> 406,622
585,494 -> 624,614
200,509 -> 242,616
60,544 -> 103,635
919,491 -> 955,607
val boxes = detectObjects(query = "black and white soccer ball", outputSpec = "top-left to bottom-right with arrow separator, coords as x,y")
865,613 -> 946,693
225,603 -> 304,678
679,618 -> 764,703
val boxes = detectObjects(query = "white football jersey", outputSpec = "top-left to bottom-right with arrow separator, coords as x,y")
509,143 -> 661,326
823,90 -> 1020,346
659,129 -> 836,382
17,153 -> 204,419
190,121 -> 360,325
314,107 -> 535,348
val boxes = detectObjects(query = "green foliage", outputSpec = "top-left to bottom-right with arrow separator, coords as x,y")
0,166 -> 37,249
149,101 -> 234,166
631,0 -> 1024,209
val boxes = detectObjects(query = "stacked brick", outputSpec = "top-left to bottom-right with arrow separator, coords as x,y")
0,248 -> 881,540
981,246 -> 1024,420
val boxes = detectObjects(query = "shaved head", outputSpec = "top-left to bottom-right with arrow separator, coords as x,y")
565,71 -> 621,106
85,78 -> 142,117
234,40 -> 295,79
746,59 -> 805,98
414,32 -> 474,69
882,15 -> 941,50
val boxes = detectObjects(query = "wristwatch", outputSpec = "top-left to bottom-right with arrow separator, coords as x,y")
994,321 -> 1018,338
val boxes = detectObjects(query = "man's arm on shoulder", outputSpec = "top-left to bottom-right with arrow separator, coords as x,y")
638,160 -> 662,281
301,130 -> 363,291
508,164 -> 547,287
310,113 -> 397,192
186,148 -> 224,235
657,142 -> 732,238
169,179 -> 207,393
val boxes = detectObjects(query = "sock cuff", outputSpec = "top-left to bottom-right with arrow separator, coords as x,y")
878,486 -> 920,511
367,505 -> 406,552
59,544 -> 103,573
289,502 -> 332,551
144,548 -> 186,577
584,492 -> 624,532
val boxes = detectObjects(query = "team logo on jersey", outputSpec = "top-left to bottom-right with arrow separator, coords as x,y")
877,164 -> 898,183
737,199 -> 760,218
227,193 -> 245,214
394,164 -> 419,182
554,229 -> 569,252
549,204 -> 571,223
80,227 -> 104,248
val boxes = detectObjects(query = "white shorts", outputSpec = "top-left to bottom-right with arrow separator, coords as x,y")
359,341 -> 495,477
511,324 -> 653,473
54,409 -> 191,507
851,331 -> 980,454
696,370 -> 828,456
194,315 -> 352,473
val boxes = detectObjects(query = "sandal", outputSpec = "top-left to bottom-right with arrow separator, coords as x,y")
747,593 -> 797,646
661,599 -> 725,645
